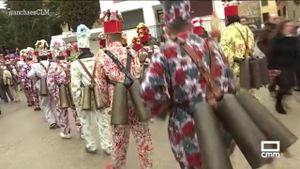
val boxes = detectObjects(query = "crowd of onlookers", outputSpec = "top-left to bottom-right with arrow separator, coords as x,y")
251,14 -> 300,114
0,48 -> 22,115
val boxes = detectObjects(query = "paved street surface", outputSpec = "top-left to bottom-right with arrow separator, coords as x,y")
0,88 -> 300,169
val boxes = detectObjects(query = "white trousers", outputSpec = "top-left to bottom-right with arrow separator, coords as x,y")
39,96 -> 57,124
78,106 -> 112,152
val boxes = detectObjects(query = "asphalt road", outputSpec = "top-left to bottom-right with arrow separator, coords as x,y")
0,88 -> 300,169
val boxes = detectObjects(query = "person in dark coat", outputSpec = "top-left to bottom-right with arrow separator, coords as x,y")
257,22 -> 277,55
268,20 -> 298,114
294,31 -> 300,91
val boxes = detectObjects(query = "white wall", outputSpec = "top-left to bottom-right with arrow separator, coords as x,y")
100,0 -> 160,44
99,1 -> 226,43
212,1 -> 225,19
100,0 -> 160,26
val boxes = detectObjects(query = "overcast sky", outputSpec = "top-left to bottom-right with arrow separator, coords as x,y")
0,1 -> 5,9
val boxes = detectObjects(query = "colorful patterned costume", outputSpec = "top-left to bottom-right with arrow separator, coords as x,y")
96,42 -> 153,169
141,32 -> 235,168
220,22 -> 254,76
19,63 -> 39,107
70,24 -> 112,153
28,60 -> 57,125
47,60 -> 82,135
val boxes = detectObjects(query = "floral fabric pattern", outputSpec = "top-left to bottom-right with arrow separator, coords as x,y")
18,63 -> 39,108
70,56 -> 112,153
141,32 -> 235,168
47,60 -> 81,134
95,42 -> 153,169
220,22 -> 255,75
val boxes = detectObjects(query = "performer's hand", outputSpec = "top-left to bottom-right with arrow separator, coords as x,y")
207,97 -> 217,110
233,57 -> 245,64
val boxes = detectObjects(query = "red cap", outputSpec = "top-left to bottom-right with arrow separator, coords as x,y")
193,26 -> 205,36
224,5 -> 238,17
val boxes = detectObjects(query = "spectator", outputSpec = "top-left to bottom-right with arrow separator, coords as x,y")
268,20 -> 298,114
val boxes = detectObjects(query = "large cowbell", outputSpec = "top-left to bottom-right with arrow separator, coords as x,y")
81,86 -> 92,110
40,77 -> 49,96
216,94 -> 272,168
93,85 -> 107,110
193,102 -> 233,169
236,91 -> 298,152
128,79 -> 151,122
111,83 -> 129,125
59,84 -> 71,109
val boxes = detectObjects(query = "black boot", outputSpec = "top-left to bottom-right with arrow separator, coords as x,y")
276,93 -> 287,114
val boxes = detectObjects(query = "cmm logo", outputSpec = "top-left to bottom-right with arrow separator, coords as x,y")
261,141 -> 281,158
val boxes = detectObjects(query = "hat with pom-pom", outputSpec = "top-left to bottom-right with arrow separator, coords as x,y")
160,0 -> 191,25
76,24 -> 91,48
35,40 -> 50,57
136,23 -> 151,43
50,37 -> 67,58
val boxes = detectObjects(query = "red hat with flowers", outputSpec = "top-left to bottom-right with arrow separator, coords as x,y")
35,39 -> 50,57
136,23 -> 151,43
100,9 -> 123,34
160,0 -> 191,26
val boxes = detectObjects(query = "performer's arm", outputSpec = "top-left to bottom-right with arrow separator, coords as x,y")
27,65 -> 37,81
141,50 -> 170,116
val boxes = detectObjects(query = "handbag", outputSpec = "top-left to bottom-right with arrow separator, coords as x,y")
78,60 -> 109,110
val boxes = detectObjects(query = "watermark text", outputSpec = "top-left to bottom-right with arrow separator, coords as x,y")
261,141 -> 281,159
8,9 -> 50,16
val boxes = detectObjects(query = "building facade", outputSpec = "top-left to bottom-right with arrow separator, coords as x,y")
99,0 -> 226,43
260,0 -> 278,23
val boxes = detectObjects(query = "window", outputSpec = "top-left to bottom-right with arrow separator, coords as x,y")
278,10 -> 281,16
122,9 -> 144,30
283,6 -> 286,16
262,12 -> 269,23
190,1 -> 213,17
261,0 -> 268,6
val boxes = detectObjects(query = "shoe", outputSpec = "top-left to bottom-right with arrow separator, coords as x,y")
85,146 -> 97,154
103,148 -> 112,156
286,92 -> 292,95
80,134 -> 85,140
49,123 -> 58,129
275,103 -> 287,114
60,132 -> 72,139
294,86 -> 300,91
268,85 -> 276,93
34,107 -> 41,111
